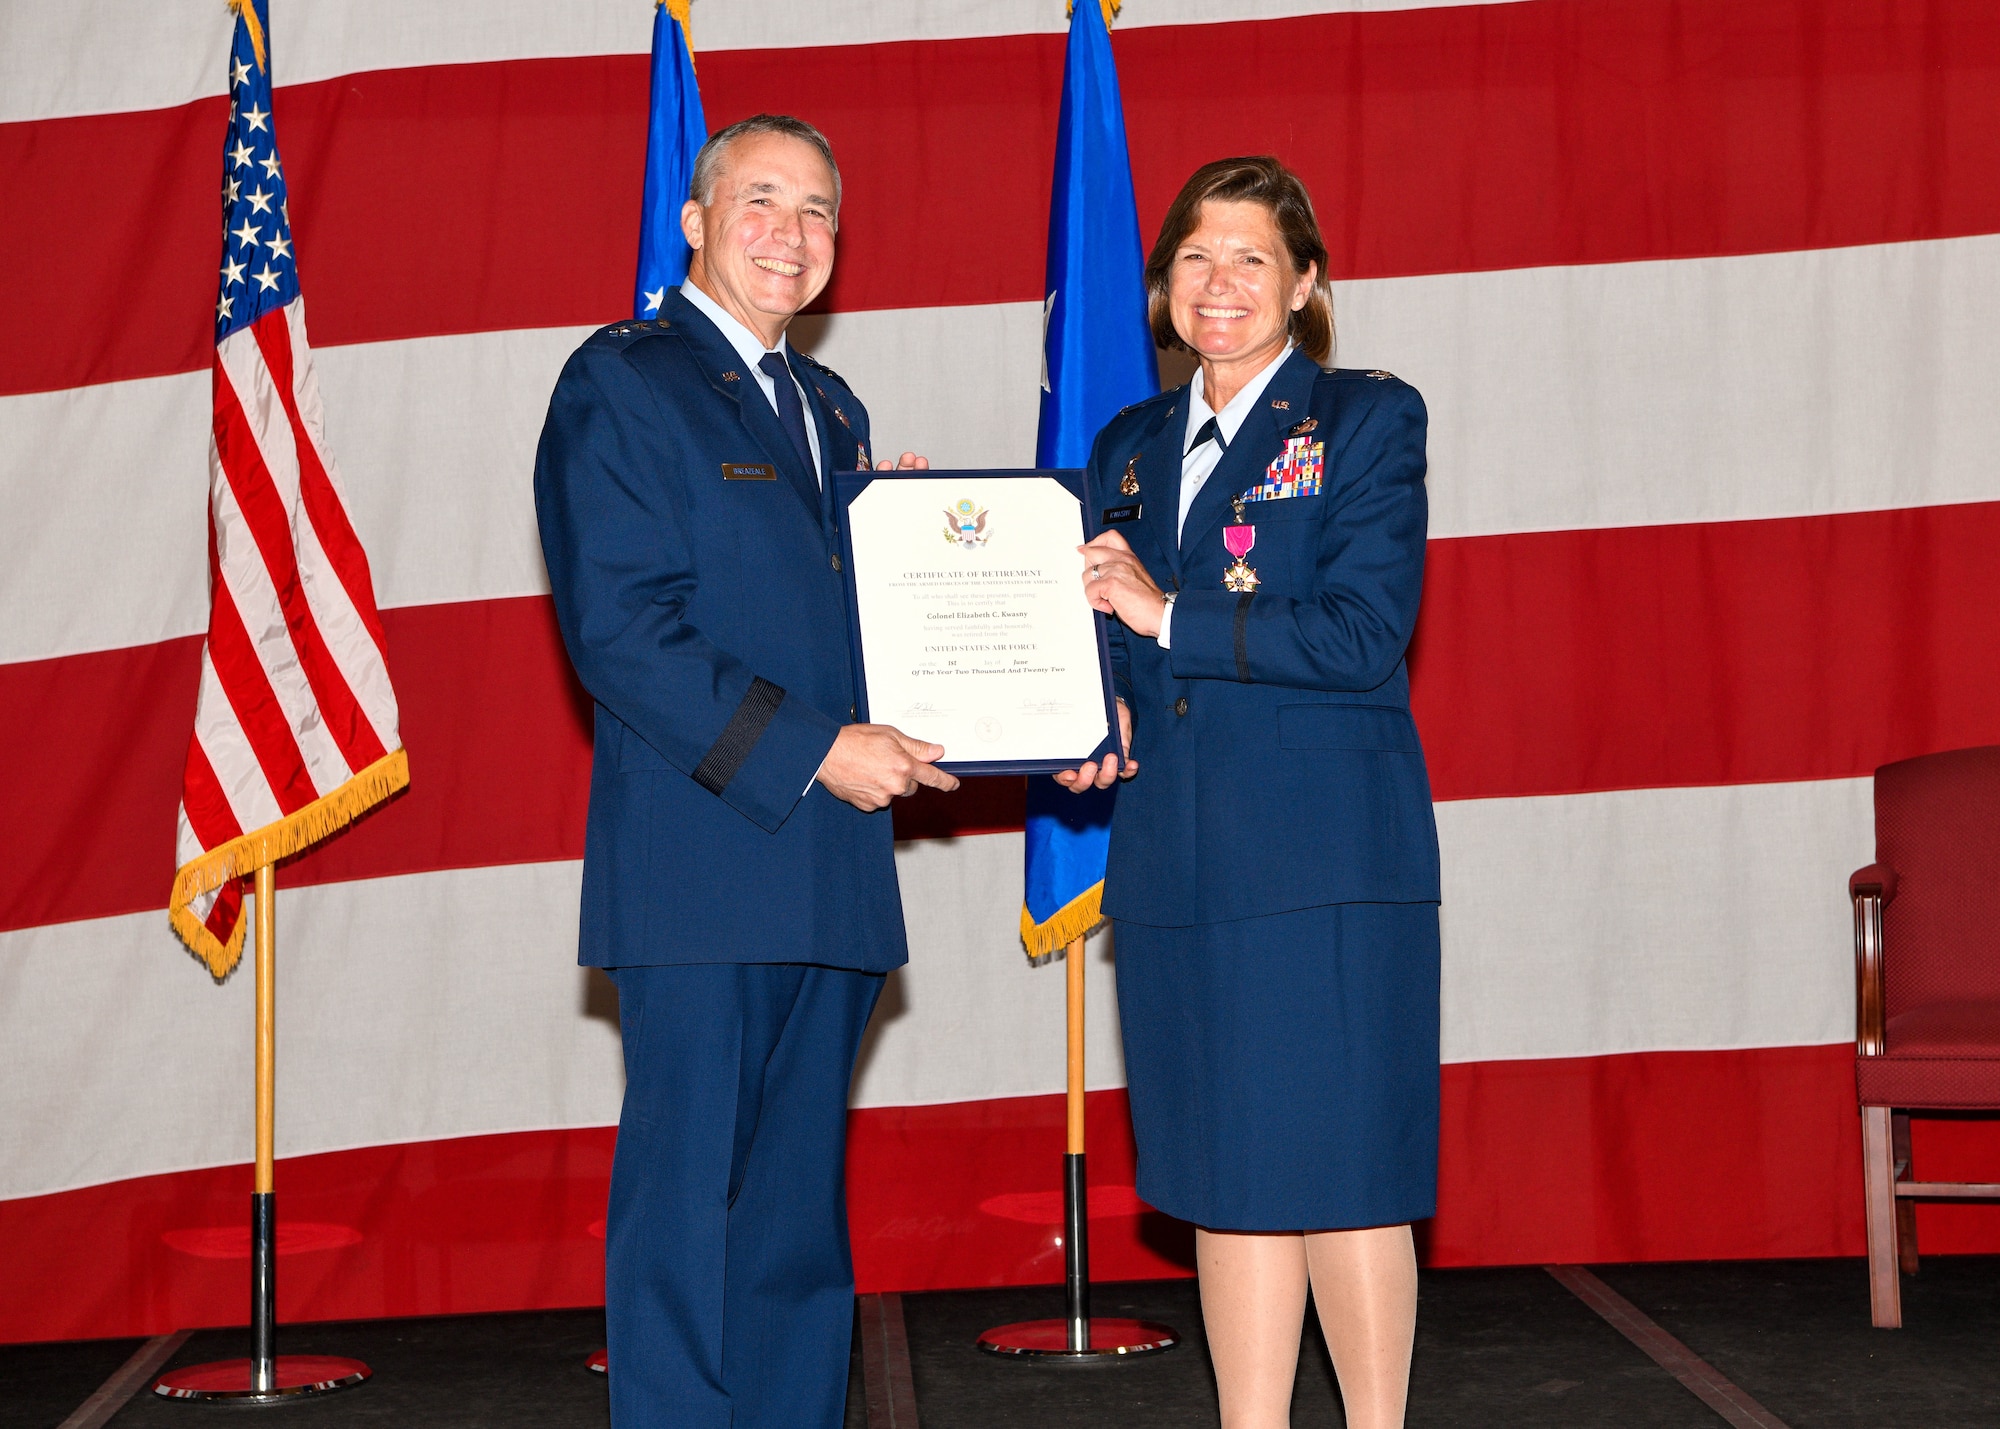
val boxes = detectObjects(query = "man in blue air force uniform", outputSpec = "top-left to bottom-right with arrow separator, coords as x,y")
534,114 -> 954,1429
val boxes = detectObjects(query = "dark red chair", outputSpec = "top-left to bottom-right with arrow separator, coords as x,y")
1851,744 -> 2000,1328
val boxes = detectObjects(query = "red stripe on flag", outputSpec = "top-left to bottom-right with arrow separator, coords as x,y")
180,730 -> 243,852
8,502 -> 2000,934
9,1045 -> 2000,1343
1409,501 -> 2000,800
251,307 -> 392,663
214,323 -> 387,776
203,562 -> 320,818
202,878 -> 243,947
3,0 -> 1998,394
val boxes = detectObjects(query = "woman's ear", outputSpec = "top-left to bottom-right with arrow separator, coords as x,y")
1292,260 -> 1319,312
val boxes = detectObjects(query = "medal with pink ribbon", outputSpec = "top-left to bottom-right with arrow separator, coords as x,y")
1222,519 -> 1259,593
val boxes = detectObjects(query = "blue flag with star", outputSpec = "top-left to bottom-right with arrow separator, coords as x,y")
1022,0 -> 1159,963
633,0 -> 708,318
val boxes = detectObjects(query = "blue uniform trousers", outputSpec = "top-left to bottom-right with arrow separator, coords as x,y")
605,962 -> 884,1429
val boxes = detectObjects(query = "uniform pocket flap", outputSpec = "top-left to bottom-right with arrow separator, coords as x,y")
1277,703 -> 1419,752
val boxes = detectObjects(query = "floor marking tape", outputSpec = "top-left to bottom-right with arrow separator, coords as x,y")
1547,1264 -> 1793,1429
58,1328 -> 192,1429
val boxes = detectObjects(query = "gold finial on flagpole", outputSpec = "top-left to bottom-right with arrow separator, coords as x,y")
227,0 -> 269,72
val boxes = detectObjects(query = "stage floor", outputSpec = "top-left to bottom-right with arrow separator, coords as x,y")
7,1258 -> 1997,1427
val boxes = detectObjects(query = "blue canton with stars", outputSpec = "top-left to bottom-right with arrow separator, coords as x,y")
214,0 -> 299,343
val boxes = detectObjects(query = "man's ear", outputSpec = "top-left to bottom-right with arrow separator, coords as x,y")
680,198 -> 704,250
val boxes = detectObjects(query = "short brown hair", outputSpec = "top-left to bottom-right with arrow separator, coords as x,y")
1144,156 -> 1334,365
691,113 -> 841,216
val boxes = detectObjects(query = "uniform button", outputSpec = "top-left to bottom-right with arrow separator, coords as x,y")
831,554 -> 843,572
1174,697 -> 1189,717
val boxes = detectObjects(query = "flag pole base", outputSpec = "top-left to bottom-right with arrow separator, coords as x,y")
975,1319 -> 1178,1362
154,1356 -> 370,1402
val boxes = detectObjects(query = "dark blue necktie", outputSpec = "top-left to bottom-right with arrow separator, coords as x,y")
1187,415 -> 1227,456
758,351 -> 815,480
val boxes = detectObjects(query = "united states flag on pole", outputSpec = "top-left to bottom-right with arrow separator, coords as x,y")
168,0 -> 408,978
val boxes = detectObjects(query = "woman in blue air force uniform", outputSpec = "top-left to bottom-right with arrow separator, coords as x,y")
1059,157 -> 1439,1429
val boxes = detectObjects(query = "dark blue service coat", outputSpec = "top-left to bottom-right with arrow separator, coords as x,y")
534,287 -> 906,972
1089,348 -> 1443,927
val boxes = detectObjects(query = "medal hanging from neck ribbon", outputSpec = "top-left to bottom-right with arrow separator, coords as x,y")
1222,499 -> 1259,592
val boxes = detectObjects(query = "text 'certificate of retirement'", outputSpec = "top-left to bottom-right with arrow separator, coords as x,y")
842,473 -> 1114,774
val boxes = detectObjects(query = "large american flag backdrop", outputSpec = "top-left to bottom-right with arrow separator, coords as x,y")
3,0 -> 1997,1342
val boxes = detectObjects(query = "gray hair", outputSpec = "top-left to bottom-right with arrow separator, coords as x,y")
689,114 -> 842,215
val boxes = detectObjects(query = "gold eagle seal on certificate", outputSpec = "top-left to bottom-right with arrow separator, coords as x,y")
943,499 -> 991,548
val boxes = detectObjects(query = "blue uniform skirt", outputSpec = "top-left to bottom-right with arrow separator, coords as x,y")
1113,902 -> 1440,1232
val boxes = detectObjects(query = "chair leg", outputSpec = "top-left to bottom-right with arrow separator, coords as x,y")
1862,1105 -> 1903,1328
1892,1110 -> 1919,1275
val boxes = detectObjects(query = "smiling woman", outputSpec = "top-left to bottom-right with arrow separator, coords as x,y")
1146,155 -> 1334,396
1061,154 -> 1438,1429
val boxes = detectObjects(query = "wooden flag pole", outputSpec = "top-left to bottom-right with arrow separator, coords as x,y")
152,868 -> 372,1404
250,863 -> 278,1388
1062,934 -> 1091,1349
976,933 -> 1177,1361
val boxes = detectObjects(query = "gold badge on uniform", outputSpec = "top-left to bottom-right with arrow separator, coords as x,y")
1287,417 -> 1318,438
1120,455 -> 1140,496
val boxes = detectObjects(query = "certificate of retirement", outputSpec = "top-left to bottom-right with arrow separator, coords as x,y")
841,473 -> 1114,773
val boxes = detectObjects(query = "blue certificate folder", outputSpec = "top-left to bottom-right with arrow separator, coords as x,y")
833,468 -> 1121,777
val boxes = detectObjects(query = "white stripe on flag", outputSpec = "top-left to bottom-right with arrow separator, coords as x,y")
3,772 -> 1864,1202
11,236 -> 2000,666
0,0 -> 1537,125
280,302 -> 401,752
208,334 -> 356,796
182,637 -> 284,843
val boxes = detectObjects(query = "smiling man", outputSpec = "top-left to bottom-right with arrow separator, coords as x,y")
534,114 -> 954,1429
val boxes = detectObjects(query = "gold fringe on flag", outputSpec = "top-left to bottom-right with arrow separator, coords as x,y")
1019,879 -> 1105,967
227,0 -> 268,72
658,0 -> 695,70
1067,0 -> 1123,24
169,747 -> 409,978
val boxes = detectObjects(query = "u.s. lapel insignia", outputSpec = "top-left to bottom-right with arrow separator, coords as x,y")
1270,398 -> 1291,409
1120,455 -> 1140,497
1287,417 -> 1318,438
721,370 -> 741,382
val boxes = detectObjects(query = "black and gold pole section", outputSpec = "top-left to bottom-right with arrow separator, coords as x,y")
154,866 -> 371,1403
977,934 -> 1177,1362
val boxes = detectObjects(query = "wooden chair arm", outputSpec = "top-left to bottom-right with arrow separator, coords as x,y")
1852,866 -> 1893,1056
1849,863 -> 1898,903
